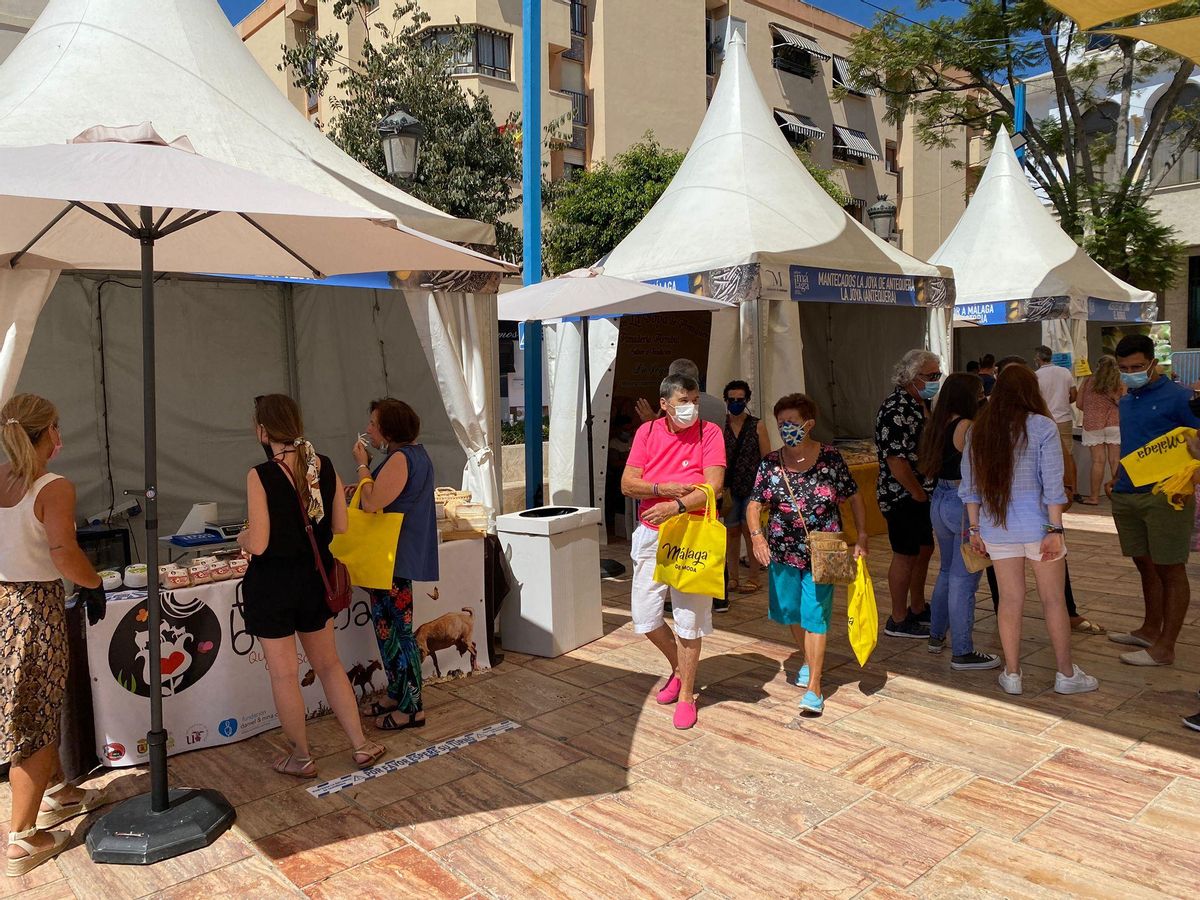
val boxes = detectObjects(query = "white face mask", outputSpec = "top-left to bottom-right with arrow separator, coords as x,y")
668,403 -> 699,428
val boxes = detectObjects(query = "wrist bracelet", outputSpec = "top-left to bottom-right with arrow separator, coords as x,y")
357,464 -> 370,471
749,530 -> 763,537
968,525 -> 981,534
652,482 -> 660,496
1043,524 -> 1064,534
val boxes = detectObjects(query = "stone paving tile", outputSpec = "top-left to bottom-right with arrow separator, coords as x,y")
1016,747 -> 1174,819
928,776 -> 1059,838
304,846 -> 476,900
253,808 -> 405,889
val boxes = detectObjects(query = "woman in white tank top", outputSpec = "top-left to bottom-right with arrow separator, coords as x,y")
1,394 -> 108,877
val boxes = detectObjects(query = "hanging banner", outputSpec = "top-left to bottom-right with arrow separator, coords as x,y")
787,266 -> 954,308
86,539 -> 488,767
953,295 -> 1071,326
1087,297 -> 1158,324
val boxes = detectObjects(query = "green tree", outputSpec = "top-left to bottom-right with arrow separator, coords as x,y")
282,0 -> 522,259
543,135 -> 854,275
844,0 -> 1197,292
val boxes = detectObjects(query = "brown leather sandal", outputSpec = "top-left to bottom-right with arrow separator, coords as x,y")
352,740 -> 387,770
272,749 -> 317,779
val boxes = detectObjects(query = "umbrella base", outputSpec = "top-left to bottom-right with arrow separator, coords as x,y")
86,788 -> 235,865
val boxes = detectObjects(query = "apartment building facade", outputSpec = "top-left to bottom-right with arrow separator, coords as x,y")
237,0 -> 971,260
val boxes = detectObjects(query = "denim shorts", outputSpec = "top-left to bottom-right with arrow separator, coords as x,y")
723,493 -> 751,527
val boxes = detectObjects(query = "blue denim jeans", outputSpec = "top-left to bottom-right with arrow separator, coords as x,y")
930,480 -> 983,656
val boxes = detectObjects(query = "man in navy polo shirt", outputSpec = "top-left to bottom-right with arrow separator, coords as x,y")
1108,334 -> 1200,667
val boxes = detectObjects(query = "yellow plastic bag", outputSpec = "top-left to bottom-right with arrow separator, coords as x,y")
329,481 -> 404,590
846,557 -> 878,667
654,483 -> 727,597
1121,427 -> 1197,488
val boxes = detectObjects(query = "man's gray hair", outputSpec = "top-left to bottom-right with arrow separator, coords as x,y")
1034,345 -> 1053,363
892,349 -> 940,387
660,373 -> 698,401
668,358 -> 700,381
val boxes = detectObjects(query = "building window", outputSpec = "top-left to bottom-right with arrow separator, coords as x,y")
770,24 -> 830,81
424,27 -> 512,80
564,162 -> 585,180
885,141 -> 898,174
774,110 -> 824,150
832,125 -> 881,165
570,1 -> 587,37
831,56 -> 872,98
706,16 -> 718,77
1086,33 -> 1116,52
844,198 -> 866,222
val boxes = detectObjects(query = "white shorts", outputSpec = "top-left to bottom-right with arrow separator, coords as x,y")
1082,427 -> 1120,447
987,540 -> 1067,562
630,524 -> 714,640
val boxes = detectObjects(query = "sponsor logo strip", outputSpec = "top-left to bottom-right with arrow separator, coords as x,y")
306,720 -> 522,798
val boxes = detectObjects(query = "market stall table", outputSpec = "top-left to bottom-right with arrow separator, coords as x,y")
85,537 -> 489,766
836,442 -> 887,543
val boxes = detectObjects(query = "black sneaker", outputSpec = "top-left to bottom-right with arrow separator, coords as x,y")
914,606 -> 931,624
951,651 -> 1002,671
1183,712 -> 1200,733
884,615 -> 929,638
928,635 -> 946,654
713,597 -> 730,613
664,601 -> 673,617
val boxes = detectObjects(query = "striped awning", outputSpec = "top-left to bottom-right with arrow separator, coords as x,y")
832,56 -> 876,96
774,110 -> 825,141
770,24 -> 832,60
833,125 -> 881,160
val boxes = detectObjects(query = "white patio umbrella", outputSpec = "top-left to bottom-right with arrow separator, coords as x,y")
499,267 -> 735,508
0,124 -> 509,866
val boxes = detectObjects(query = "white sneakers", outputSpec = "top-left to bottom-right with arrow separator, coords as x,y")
998,669 -> 1023,695
999,665 -> 1099,696
1054,665 -> 1099,695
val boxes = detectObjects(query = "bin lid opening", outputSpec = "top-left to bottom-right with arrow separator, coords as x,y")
518,507 -> 579,518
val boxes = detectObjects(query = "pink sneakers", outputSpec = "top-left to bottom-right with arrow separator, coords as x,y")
656,674 -> 682,705
673,701 -> 698,729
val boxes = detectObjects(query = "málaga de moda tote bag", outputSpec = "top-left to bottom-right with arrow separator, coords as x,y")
654,483 -> 727,597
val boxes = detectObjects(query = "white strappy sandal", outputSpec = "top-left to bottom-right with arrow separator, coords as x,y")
36,782 -> 105,830
6,825 -> 69,878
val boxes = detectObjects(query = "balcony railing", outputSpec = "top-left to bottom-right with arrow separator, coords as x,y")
563,89 -> 588,127
571,1 -> 587,37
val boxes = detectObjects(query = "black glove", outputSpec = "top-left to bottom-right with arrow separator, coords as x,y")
79,584 -> 107,626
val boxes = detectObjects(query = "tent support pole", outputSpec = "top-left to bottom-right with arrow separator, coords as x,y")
582,317 -> 595,508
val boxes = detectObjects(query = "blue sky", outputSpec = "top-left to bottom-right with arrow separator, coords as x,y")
218,0 -> 949,29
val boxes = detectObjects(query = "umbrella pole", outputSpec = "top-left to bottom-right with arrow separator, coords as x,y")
87,208 -> 235,865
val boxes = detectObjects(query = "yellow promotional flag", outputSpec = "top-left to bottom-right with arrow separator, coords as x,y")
846,557 -> 878,667
330,481 -> 405,589
653,484 -> 726,597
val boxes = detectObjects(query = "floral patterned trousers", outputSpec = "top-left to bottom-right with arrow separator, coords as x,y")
368,577 -> 423,714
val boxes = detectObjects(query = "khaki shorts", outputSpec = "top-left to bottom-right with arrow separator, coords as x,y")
1057,421 -> 1074,460
1111,491 -> 1196,566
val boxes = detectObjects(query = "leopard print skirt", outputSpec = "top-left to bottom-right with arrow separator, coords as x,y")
0,580 -> 68,764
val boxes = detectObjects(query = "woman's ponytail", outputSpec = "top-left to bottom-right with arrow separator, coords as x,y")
1,394 -> 56,491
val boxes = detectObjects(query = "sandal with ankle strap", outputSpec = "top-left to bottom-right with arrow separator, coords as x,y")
352,740 -> 387,770
36,782 -> 106,830
272,748 -> 317,779
375,711 -> 425,731
6,826 -> 69,878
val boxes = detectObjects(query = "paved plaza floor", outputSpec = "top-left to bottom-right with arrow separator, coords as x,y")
3,503 -> 1199,898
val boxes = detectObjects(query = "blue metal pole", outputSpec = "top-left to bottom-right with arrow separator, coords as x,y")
522,0 -> 544,509
1014,81 -> 1027,168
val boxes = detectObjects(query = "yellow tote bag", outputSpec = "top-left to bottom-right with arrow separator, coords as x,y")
654,484 -> 726,597
846,557 -> 878,667
329,482 -> 404,590
1120,427 -> 1197,487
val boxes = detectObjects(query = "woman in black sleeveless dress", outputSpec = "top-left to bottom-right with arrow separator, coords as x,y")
238,394 -> 384,777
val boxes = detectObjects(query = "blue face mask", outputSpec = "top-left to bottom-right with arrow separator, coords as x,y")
779,421 -> 807,447
1121,370 -> 1151,390
919,381 -> 940,401
727,399 -> 747,416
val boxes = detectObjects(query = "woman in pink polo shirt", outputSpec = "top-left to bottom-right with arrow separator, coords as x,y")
621,373 -> 726,729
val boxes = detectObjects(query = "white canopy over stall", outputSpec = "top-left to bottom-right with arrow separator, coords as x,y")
0,0 -> 504,518
552,32 -> 953,503
931,129 -> 1156,368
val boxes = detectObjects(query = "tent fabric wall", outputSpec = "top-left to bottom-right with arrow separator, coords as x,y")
0,267 -> 59,403
795,305 -> 928,440
927,307 -> 954,372
548,318 -> 620,508
403,291 -> 500,523
14,274 -> 493,535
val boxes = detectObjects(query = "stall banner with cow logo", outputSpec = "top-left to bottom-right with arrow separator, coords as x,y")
86,539 -> 487,766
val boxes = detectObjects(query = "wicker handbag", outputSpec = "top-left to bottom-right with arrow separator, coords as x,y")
780,462 -> 856,586
959,510 -> 992,573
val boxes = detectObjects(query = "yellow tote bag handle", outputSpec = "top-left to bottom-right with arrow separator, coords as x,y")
695,482 -> 718,522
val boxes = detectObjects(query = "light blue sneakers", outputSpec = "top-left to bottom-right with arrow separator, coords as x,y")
799,691 -> 824,715
795,664 -> 810,689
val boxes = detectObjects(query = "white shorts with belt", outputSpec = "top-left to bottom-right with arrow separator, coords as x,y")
630,524 -> 714,640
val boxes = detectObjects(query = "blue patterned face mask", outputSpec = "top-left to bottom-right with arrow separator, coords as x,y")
779,421 -> 807,447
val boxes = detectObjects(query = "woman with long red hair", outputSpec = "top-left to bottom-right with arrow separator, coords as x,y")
960,367 -> 1099,697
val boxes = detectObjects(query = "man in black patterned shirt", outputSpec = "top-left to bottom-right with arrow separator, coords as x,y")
875,350 -> 942,638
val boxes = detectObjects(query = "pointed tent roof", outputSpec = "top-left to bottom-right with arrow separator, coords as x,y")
930,129 -> 1155,318
602,32 -> 947,286
0,0 -> 490,244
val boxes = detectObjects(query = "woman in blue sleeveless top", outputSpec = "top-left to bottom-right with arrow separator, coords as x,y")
351,398 -> 439,730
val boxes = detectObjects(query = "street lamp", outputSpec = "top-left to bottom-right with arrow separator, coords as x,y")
867,193 -> 897,242
377,110 -> 424,181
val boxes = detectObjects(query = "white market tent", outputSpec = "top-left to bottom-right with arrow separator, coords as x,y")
931,128 -> 1157,370
0,0 -> 503,526
548,31 -> 955,504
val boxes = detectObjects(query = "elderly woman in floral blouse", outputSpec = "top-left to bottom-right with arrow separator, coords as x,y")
748,393 -> 868,716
